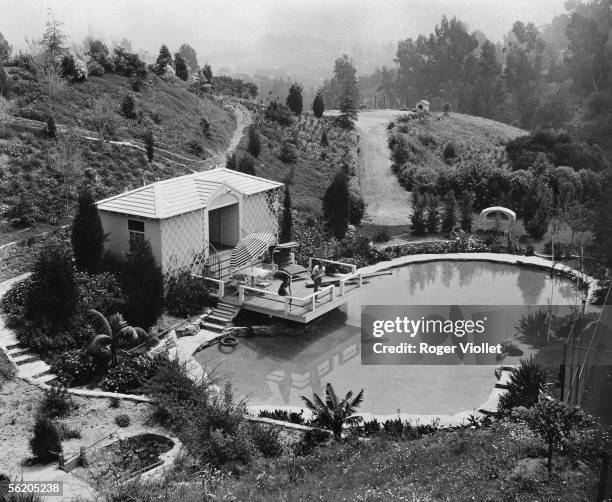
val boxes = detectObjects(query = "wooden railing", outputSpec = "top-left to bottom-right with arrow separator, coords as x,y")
308,257 -> 357,274
192,274 -> 225,298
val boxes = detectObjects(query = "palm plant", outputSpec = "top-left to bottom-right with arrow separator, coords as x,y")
498,355 -> 547,414
301,383 -> 364,438
87,309 -> 147,367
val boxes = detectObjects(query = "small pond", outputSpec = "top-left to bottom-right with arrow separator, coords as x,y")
197,261 -> 585,418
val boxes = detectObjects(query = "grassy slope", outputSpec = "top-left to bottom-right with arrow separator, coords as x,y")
226,423 -> 596,501
0,71 -> 236,242
233,114 -> 359,214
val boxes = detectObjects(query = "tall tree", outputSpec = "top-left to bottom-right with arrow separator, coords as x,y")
174,53 -> 188,81
155,45 -> 173,75
202,64 -> 213,82
0,32 -> 11,62
312,90 -> 325,118
323,171 -> 350,239
25,243 -> 79,332
143,129 -> 155,163
71,190 -> 105,274
41,11 -> 68,60
247,125 -> 261,157
336,84 -> 358,130
120,239 -> 164,329
48,130 -> 84,215
280,184 -> 292,244
177,43 -> 199,73
286,82 -> 303,115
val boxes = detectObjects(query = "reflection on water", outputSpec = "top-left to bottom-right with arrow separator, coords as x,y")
197,262 -> 582,416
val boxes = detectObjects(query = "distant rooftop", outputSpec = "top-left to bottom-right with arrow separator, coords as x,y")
96,167 -> 283,219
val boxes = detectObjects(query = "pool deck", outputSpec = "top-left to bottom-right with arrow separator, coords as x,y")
221,273 -> 364,323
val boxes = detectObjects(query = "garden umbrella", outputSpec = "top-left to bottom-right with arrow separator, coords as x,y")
230,232 -> 276,271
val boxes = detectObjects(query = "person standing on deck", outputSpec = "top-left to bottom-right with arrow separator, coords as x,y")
312,262 -> 326,293
278,275 -> 292,310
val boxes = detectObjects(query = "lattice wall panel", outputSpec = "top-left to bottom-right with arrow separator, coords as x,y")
241,190 -> 280,239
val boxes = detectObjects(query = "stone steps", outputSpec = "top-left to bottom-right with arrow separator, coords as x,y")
201,322 -> 225,333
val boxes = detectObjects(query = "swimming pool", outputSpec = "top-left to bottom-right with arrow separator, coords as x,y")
196,261 -> 583,419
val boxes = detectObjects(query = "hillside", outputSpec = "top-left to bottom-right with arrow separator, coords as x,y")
0,69 -> 237,242
232,113 -> 360,215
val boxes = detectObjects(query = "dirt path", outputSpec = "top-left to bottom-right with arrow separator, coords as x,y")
356,110 -> 413,226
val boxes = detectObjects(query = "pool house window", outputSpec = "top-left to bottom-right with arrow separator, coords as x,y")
128,219 -> 145,250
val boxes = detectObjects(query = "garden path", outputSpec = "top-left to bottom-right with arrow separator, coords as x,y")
355,110 -> 414,226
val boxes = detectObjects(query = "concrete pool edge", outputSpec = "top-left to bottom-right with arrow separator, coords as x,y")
178,253 -> 595,427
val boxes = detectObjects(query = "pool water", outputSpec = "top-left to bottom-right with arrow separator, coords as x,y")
196,261 -> 583,418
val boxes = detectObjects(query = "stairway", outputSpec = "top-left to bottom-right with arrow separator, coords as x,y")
200,302 -> 241,333
3,342 -> 58,384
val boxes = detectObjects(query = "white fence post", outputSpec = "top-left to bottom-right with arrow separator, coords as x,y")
358,273 -> 363,288
340,279 -> 345,297
239,286 -> 245,304
284,297 -> 290,315
308,257 -> 313,272
330,285 -> 335,301
312,295 -> 316,311
219,281 -> 224,298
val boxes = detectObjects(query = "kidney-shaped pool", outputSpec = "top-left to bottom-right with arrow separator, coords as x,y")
196,261 -> 583,420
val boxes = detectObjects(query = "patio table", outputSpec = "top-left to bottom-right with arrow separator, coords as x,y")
235,267 -> 271,288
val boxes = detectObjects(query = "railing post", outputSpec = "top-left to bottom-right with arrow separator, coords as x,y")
308,257 -> 313,272
340,279 -> 345,297
238,286 -> 245,304
358,273 -> 363,288
330,285 -> 335,301
219,281 -> 224,298
312,295 -> 316,311
284,297 -> 290,315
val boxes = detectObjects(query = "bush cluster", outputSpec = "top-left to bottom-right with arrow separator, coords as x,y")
165,272 -> 210,317
101,355 -> 153,393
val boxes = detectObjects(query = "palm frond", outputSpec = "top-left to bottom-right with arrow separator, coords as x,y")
301,396 -> 318,413
86,309 -> 112,337
325,383 -> 339,410
107,313 -> 127,334
118,326 -> 145,344
349,389 -> 365,410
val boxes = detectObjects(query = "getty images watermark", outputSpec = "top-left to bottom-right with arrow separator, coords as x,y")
360,305 -> 600,365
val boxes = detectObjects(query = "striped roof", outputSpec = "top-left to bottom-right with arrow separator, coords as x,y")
96,168 -> 283,219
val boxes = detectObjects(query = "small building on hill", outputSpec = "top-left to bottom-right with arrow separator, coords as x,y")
416,99 -> 430,112
96,168 -> 283,282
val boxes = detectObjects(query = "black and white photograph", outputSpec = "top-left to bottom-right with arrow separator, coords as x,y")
0,0 -> 612,500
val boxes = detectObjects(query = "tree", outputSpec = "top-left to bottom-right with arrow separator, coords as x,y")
0,32 -> 11,62
301,383 -> 364,438
88,102 -> 118,142
312,90 -> 325,118
280,184 -> 292,244
178,43 -> 199,73
41,11 -> 68,60
336,83 -> 358,130
225,152 -> 237,170
71,190 -> 105,274
121,94 -> 136,119
0,65 -> 10,99
88,309 -> 146,367
236,154 -> 256,175
120,239 -> 164,329
426,194 -> 439,233
202,64 -> 213,82
323,171 -> 350,239
523,396 -> 586,474
48,130 -> 84,215
459,192 -> 474,232
411,192 -> 427,235
143,129 -> 155,163
174,53 -> 188,81
30,416 -> 62,463
155,45 -> 173,75
24,243 -> 79,332
247,125 -> 261,157
441,191 -> 458,234
286,82 -> 303,115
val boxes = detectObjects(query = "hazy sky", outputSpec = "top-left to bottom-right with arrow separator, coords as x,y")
2,0 -> 567,61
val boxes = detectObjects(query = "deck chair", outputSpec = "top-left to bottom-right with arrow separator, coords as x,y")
273,248 -> 309,279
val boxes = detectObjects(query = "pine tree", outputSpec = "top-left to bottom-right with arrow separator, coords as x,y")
460,192 -> 474,232
426,194 -> 439,234
121,239 -> 164,329
286,83 -> 304,115
121,95 -> 136,119
174,53 -> 188,81
143,129 -> 155,163
280,184 -> 292,243
321,129 -> 328,147
71,190 -> 105,274
323,171 -> 350,239
155,45 -> 173,75
30,416 -> 61,462
411,192 -> 427,235
24,243 -> 79,331
441,191 -> 458,234
202,64 -> 213,82
41,13 -> 67,60
247,125 -> 261,157
312,90 -> 325,118
337,84 -> 358,130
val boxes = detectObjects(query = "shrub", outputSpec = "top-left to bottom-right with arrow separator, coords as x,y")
257,409 -> 305,425
321,129 -> 328,146
121,95 -> 137,119
312,91 -> 325,118
323,171 -> 350,239
55,423 -> 82,440
248,423 -> 284,457
265,101 -> 293,126
112,47 -> 147,80
109,397 -> 121,408
120,239 -> 164,329
236,154 -> 256,175
165,272 -> 210,317
390,133 -> 423,167
279,142 -> 298,163
86,59 -> 104,77
101,355 -> 153,393
29,416 -> 62,463
498,356 -> 547,414
143,129 -> 155,163
286,83 -> 303,115
115,414 -> 131,428
46,115 -> 57,138
425,194 -> 439,234
373,227 -> 391,243
443,142 -> 457,161
411,193 -> 427,235
459,192 -> 474,232
525,208 -> 550,240
199,117 -> 211,138
51,347 -> 107,387
38,386 -> 74,419
0,276 -> 33,318
441,191 -> 458,234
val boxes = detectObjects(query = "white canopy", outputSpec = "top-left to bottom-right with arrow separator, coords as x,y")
479,206 -> 516,232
